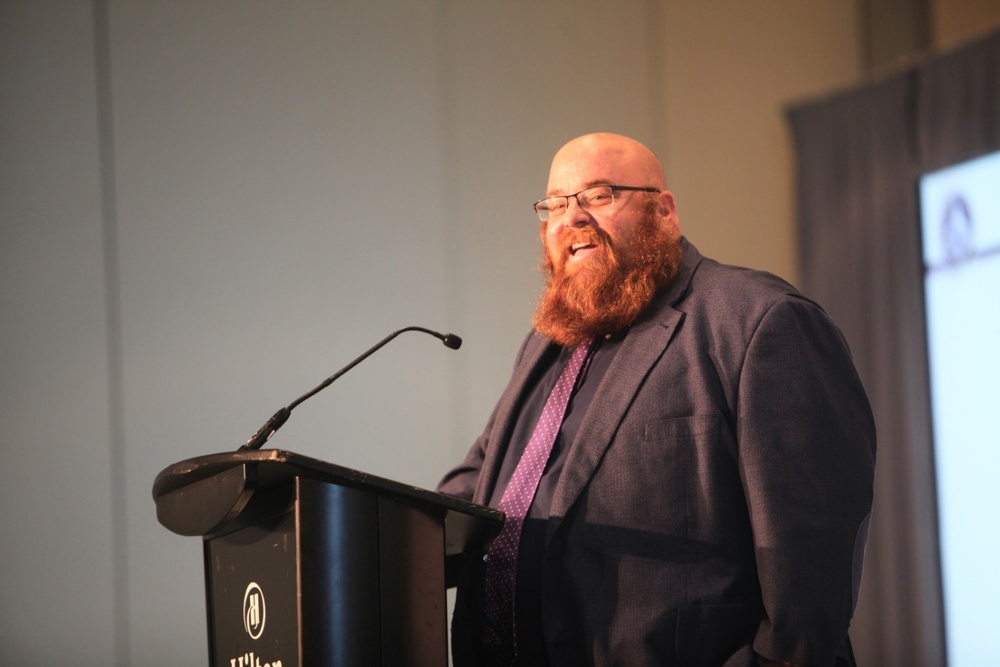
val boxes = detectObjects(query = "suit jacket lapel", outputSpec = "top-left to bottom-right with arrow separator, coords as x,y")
548,306 -> 682,519
549,238 -> 702,520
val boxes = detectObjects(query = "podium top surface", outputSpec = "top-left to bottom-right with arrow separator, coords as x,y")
153,449 -> 502,554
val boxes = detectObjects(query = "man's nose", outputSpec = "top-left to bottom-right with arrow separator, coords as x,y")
563,196 -> 592,227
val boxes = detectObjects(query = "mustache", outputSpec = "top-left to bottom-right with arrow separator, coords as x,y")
556,225 -> 607,249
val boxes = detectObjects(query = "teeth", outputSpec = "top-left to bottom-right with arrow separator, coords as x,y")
571,243 -> 593,254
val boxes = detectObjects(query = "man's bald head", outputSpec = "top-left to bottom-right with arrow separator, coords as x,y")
547,133 -> 668,195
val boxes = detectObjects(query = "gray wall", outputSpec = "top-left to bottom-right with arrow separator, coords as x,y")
2,1 -> 861,664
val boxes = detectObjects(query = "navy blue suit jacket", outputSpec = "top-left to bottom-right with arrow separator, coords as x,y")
438,239 -> 876,667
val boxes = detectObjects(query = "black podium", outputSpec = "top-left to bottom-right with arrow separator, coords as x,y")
153,449 -> 502,667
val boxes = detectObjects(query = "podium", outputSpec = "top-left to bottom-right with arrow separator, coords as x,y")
153,449 -> 502,667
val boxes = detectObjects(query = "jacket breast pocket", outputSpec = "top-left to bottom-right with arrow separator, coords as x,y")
643,413 -> 725,444
586,412 -> 739,535
588,414 -> 724,533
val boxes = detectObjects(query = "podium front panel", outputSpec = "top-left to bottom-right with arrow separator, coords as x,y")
205,478 -> 382,666
206,504 -> 302,666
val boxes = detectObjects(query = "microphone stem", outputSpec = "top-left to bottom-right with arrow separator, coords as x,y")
288,328 -> 407,411
239,326 -> 458,451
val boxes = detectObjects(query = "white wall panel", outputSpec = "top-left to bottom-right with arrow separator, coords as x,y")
106,2 -> 455,661
0,2 -> 116,663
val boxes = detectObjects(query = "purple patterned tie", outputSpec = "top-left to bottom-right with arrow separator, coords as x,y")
483,341 -> 594,666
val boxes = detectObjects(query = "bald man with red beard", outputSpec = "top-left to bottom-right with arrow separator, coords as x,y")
439,133 -> 876,667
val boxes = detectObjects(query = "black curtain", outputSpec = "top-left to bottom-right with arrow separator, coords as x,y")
787,29 -> 1000,667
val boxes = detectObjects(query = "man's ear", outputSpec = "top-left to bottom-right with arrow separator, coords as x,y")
658,190 -> 680,237
657,190 -> 676,217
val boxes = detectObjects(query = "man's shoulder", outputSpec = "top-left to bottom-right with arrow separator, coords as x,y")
670,241 -> 828,329
691,254 -> 801,304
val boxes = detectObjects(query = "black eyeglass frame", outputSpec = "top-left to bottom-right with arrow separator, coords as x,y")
532,184 -> 660,222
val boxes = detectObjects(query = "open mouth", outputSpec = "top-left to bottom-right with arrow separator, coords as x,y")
569,242 -> 597,256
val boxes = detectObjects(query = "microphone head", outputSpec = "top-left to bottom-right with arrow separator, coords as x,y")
442,333 -> 462,350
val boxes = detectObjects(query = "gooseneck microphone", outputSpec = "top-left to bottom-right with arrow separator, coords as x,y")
239,326 -> 462,451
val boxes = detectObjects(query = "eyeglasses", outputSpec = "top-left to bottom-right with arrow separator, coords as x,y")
533,184 -> 659,222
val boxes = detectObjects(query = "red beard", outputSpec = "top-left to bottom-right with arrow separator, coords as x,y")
532,203 -> 682,346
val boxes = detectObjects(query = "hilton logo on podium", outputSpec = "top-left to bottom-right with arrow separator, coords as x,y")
229,582 -> 283,667
242,582 -> 266,640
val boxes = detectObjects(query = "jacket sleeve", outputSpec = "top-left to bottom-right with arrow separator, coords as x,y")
436,404 -> 498,502
736,295 -> 876,666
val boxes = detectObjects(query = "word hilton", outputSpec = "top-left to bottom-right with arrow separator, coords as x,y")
229,652 -> 282,667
